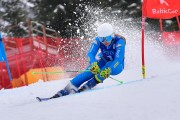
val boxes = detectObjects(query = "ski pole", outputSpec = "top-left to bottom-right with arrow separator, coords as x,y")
32,70 -> 89,75
109,76 -> 123,84
32,70 -> 123,84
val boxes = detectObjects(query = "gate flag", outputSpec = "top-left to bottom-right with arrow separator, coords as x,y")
142,0 -> 180,19
0,33 -> 12,81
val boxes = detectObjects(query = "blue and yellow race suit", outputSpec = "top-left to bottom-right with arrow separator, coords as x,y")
71,34 -> 126,88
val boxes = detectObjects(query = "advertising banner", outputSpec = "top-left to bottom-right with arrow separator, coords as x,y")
143,0 -> 180,19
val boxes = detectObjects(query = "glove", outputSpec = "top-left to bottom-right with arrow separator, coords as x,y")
89,62 -> 100,74
100,67 -> 111,79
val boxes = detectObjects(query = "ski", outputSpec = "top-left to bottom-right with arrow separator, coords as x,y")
36,97 -> 51,102
36,75 -> 157,102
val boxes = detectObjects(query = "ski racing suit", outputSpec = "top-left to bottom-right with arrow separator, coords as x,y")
70,35 -> 126,90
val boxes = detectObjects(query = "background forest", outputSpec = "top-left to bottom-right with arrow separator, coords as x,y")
0,0 -> 179,37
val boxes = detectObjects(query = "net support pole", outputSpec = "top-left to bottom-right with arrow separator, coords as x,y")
176,16 -> 180,29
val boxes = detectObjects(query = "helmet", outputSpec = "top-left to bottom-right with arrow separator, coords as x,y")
97,23 -> 113,37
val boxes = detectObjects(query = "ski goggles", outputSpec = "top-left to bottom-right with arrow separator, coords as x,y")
98,35 -> 112,43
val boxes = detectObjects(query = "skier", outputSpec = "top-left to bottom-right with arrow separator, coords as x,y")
40,23 -> 126,100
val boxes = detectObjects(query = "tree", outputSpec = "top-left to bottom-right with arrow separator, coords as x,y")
29,0 -> 143,37
0,0 -> 29,37
0,0 -> 146,37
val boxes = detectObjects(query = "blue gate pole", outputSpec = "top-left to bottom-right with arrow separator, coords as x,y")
0,33 -> 12,81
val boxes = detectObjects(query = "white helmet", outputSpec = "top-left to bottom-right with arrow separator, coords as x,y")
97,23 -> 113,37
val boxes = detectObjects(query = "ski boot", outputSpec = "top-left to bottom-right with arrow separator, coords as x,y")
78,77 -> 99,92
51,82 -> 79,99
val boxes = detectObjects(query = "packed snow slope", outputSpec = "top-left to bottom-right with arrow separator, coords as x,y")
1,12 -> 180,119
0,37 -> 180,120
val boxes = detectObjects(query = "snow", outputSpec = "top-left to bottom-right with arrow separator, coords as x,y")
0,35 -> 180,120
0,65 -> 180,120
1,5 -> 180,119
20,0 -> 34,8
53,4 -> 66,14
